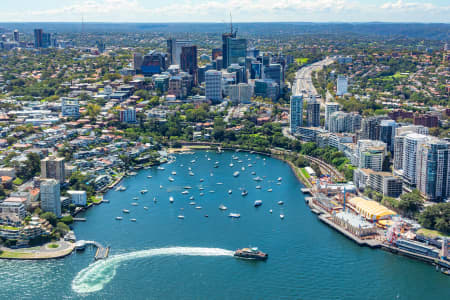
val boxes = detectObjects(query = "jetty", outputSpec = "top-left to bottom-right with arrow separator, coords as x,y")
74,240 -> 110,260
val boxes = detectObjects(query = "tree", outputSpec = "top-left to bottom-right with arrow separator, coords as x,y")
86,103 -> 101,120
56,222 -> 70,235
60,215 -> 73,225
41,212 -> 57,226
398,189 -> 423,216
418,203 -> 450,234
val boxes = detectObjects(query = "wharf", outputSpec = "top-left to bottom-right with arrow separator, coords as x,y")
73,218 -> 86,222
381,244 -> 437,264
95,246 -> 110,260
318,214 -> 381,249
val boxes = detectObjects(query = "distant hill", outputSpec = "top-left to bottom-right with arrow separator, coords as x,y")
0,22 -> 448,40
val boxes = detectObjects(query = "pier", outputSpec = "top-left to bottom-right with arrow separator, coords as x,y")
74,240 -> 110,260
73,218 -> 87,222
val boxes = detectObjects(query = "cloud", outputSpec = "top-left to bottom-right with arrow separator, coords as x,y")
380,0 -> 448,11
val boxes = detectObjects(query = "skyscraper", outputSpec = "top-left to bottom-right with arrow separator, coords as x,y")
205,70 -> 222,102
13,29 -> 19,42
393,125 -> 429,171
325,102 -> 340,130
378,120 -> 398,153
402,133 -> 428,187
41,156 -> 65,183
222,32 -> 247,68
167,39 -> 192,65
336,75 -> 348,96
34,29 -> 43,48
290,95 -> 303,134
263,64 -> 283,87
417,138 -> 450,201
180,45 -> 198,84
306,96 -> 320,127
40,179 -> 61,218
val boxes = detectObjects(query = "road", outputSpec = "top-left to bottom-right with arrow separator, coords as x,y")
292,57 -> 334,107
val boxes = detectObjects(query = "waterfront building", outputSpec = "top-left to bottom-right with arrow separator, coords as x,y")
348,196 -> 396,221
325,102 -> 340,130
416,138 -> 450,202
205,70 -> 222,102
61,98 -> 80,118
41,156 -> 65,183
40,179 -> 61,218
336,75 -> 348,96
67,191 -> 87,206
306,96 -> 320,127
290,95 -> 303,134
119,107 -> 137,123
0,202 -> 26,226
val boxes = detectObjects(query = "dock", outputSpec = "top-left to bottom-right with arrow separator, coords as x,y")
74,240 -> 110,260
73,218 -> 87,222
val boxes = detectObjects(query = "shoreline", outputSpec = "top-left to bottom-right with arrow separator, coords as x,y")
0,241 -> 75,260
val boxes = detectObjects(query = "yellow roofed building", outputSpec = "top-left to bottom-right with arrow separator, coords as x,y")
348,197 -> 397,221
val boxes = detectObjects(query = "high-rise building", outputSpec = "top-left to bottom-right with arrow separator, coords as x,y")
329,111 -> 361,133
67,191 -> 87,206
354,168 -> 403,198
141,51 -> 167,76
227,83 -> 253,104
306,96 -> 320,127
263,64 -> 283,87
13,29 -> 19,42
222,33 -> 247,68
325,102 -> 340,130
34,29 -> 43,48
393,125 -> 429,171
40,179 -> 61,217
180,45 -> 198,84
290,95 -> 303,134
205,70 -> 222,102
167,39 -> 192,65
212,48 -> 222,60
336,75 -> 348,96
360,116 -> 389,140
378,120 -> 398,153
357,140 -> 386,172
133,53 -> 143,72
119,107 -> 137,123
417,138 -> 450,201
41,156 -> 65,183
250,62 -> 262,79
401,133 -> 428,186
42,32 -> 51,48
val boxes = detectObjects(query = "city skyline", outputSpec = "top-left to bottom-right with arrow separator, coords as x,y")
0,0 -> 449,23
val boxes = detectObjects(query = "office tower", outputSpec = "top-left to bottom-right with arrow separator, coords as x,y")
325,102 -> 340,130
133,53 -> 143,72
180,45 -> 198,84
205,70 -> 222,102
250,62 -> 262,79
263,64 -> 283,87
119,107 -> 137,123
212,48 -> 222,60
42,32 -> 51,48
227,64 -> 245,83
254,79 -> 279,101
167,39 -> 191,65
13,29 -> 19,42
416,138 -> 450,201
222,33 -> 247,68
247,48 -> 260,58
41,156 -> 65,183
34,29 -> 43,48
401,133 -> 428,186
40,179 -> 61,218
336,75 -> 348,96
228,83 -> 253,104
290,95 -> 303,134
96,41 -> 105,53
306,96 -> 320,127
141,51 -> 167,76
378,120 -> 398,153
198,64 -> 212,84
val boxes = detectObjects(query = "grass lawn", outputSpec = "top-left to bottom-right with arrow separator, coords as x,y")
417,228 -> 449,238
0,251 -> 31,259
393,72 -> 409,79
300,168 -> 311,179
92,197 -> 102,204
295,58 -> 309,65
0,225 -> 20,231
48,244 -> 60,249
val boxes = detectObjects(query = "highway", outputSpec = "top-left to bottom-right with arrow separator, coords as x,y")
292,57 -> 334,107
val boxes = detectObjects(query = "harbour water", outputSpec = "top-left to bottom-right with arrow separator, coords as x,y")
0,151 -> 448,299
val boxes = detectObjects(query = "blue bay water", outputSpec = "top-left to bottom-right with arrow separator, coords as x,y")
0,150 -> 448,299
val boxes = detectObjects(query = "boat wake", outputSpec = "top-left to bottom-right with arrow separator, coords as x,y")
71,247 -> 234,294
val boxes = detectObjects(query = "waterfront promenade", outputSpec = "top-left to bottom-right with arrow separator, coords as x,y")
0,240 -> 74,260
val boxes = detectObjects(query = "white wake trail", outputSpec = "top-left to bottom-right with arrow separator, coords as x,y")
72,247 -> 234,294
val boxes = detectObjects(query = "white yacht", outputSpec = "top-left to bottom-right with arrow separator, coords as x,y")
280,214 -> 285,220
278,201 -> 284,205
140,189 -> 148,194
219,204 -> 227,211
122,209 -> 130,213
233,171 -> 240,177
178,215 -> 185,219
168,177 -> 175,182
115,216 -> 123,220
228,213 -> 241,218
169,196 -> 174,203
171,171 -> 177,175
181,191 -> 189,195
228,189 -> 232,194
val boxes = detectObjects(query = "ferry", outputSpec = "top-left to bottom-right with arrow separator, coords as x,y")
219,204 -> 228,211
169,196 -> 174,203
241,190 -> 248,196
228,213 -> 241,218
234,248 -> 268,261
122,209 -> 130,213
115,216 -> 123,220
254,200 -> 263,207
233,171 -> 240,177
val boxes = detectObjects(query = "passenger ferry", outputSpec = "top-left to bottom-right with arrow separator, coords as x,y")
234,248 -> 268,260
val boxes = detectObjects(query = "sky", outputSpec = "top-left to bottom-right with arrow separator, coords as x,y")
0,0 -> 449,23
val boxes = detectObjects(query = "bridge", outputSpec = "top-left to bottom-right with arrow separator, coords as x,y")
74,240 -> 110,260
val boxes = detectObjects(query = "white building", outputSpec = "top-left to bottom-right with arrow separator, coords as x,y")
40,179 -> 61,218
205,70 -> 222,102
61,97 -> 80,117
393,125 -> 429,171
290,95 -> 303,134
336,75 -> 348,96
67,190 -> 87,206
401,133 -> 428,187
356,140 -> 386,172
227,83 -> 253,104
325,102 -> 340,130
0,202 -> 26,225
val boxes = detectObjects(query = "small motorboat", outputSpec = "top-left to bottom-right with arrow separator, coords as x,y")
241,190 -> 248,196
130,218 -> 137,222
184,186 -> 192,189
144,206 -> 149,210
278,201 -> 284,205
199,187 -> 205,190
131,202 -> 138,206
189,196 -> 194,200
219,204 -> 228,211
228,213 -> 241,218
228,189 -> 232,194
204,215 -> 209,218
171,171 -> 177,175
280,214 -> 285,220
189,202 -> 196,205
178,215 -> 185,219
200,192 -> 204,196
169,196 -> 174,203
157,166 -> 165,170
253,176 -> 263,182
256,185 -> 261,189
267,188 -> 273,192
160,185 -> 163,189
122,209 -> 130,213
217,182 -> 223,185
168,177 -> 175,182
195,206 -> 202,209
200,178 -> 204,182
181,191 -> 189,195
147,175 -> 152,178
229,163 -> 234,167
278,177 -> 282,181
254,200 -> 263,207
153,197 -> 157,203
233,171 -> 240,177
269,209 -> 273,214
133,197 -> 139,200
115,216 -> 123,220
140,189 -> 148,194
251,171 -> 256,175
189,171 -> 195,176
